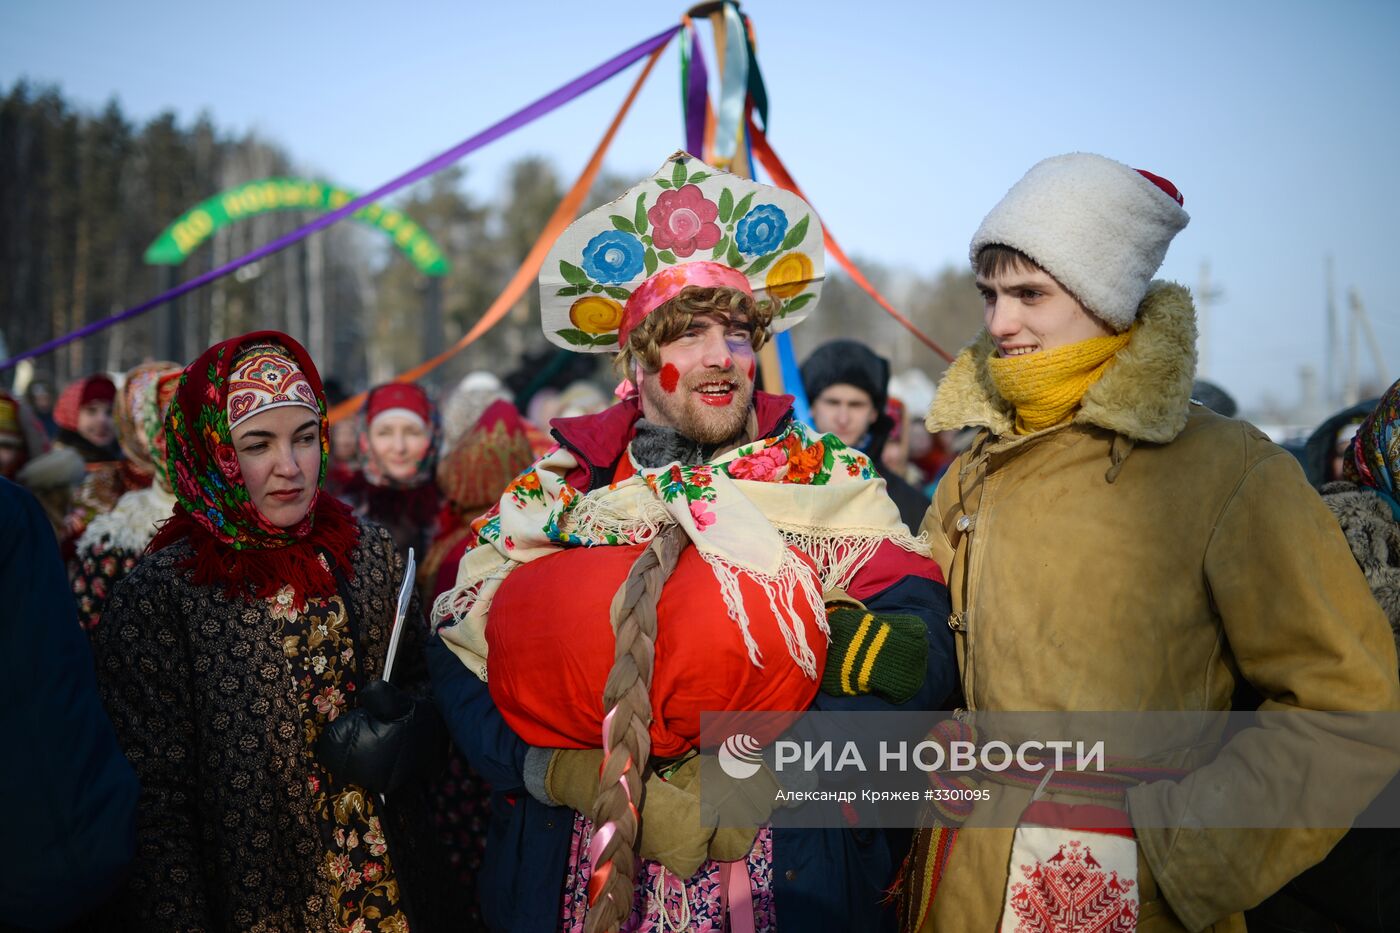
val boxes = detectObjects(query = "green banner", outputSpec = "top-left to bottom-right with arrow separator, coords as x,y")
143,177 -> 449,276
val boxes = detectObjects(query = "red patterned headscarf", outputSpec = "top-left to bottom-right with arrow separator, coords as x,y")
54,374 -> 117,432
437,399 -> 536,515
421,399 -> 537,590
149,330 -> 359,606
1343,380 -> 1400,519
115,361 -> 182,482
0,391 -> 27,479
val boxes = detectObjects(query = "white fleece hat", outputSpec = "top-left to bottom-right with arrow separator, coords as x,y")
970,153 -> 1190,331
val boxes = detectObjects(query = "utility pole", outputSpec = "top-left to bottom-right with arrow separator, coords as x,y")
1345,283 -> 1359,407
1348,288 -> 1389,396
1325,255 -> 1339,409
308,232 -> 326,368
422,276 -> 443,393
1196,260 -> 1224,379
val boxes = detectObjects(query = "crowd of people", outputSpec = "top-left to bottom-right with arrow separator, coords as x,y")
4,149 -> 1399,933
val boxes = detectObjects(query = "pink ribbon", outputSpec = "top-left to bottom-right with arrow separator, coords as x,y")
588,706 -> 640,908
721,859 -> 756,933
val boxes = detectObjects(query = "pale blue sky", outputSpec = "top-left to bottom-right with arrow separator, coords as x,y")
2,0 -> 1397,415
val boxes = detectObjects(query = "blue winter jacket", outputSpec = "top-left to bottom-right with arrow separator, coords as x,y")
429,395 -> 955,932
0,477 -> 140,929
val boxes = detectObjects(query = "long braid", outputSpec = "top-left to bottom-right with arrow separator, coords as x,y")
583,524 -> 688,933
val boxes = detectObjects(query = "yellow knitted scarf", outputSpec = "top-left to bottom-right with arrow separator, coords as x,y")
987,331 -> 1132,434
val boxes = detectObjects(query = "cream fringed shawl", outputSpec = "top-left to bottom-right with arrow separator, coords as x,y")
433,420 -> 929,682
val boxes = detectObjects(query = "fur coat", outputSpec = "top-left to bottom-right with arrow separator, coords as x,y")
1322,480 -> 1400,662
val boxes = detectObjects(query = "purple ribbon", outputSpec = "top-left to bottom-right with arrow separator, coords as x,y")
1,24 -> 680,373
685,26 -> 709,156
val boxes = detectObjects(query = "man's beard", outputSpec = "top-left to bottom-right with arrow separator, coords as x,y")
640,366 -> 754,446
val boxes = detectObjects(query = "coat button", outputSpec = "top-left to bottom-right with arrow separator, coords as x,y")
947,612 -> 965,632
785,869 -> 798,882
545,820 -> 555,829
956,514 -> 976,532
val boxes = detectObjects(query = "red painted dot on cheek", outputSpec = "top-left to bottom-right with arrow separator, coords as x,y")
659,363 -> 680,394
747,359 -> 756,381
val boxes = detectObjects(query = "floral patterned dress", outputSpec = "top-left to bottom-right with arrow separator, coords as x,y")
271,582 -> 411,933
428,754 -> 488,930
72,547 -> 140,630
559,813 -> 776,933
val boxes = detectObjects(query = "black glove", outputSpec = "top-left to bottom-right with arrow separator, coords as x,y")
315,679 -> 447,797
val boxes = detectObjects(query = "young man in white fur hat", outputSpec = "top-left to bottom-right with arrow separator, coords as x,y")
899,153 -> 1400,932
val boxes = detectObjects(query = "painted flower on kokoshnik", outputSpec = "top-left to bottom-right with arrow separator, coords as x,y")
647,184 -> 721,258
735,203 -> 789,256
568,296 -> 624,335
540,153 -> 826,354
580,230 -> 645,285
766,251 -> 814,300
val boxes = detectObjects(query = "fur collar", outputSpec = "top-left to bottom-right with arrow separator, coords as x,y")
1321,481 -> 1400,657
927,281 -> 1198,444
76,484 -> 177,555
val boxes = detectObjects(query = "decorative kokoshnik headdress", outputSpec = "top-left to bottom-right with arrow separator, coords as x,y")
540,151 -> 824,352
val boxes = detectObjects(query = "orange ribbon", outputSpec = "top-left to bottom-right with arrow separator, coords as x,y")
746,119 -> 954,363
328,38 -> 672,424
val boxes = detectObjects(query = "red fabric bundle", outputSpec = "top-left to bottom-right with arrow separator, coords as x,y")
486,543 -> 827,757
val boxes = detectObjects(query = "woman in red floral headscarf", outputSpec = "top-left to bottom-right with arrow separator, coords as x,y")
90,331 -> 455,933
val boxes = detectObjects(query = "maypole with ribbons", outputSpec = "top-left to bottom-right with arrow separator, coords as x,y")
1,5 -> 952,400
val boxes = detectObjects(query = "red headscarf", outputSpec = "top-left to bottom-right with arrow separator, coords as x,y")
148,330 -> 359,607
53,374 -> 116,432
357,382 -> 441,490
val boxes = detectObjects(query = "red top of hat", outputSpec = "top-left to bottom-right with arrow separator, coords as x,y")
365,382 -> 433,425
54,374 -> 117,431
1136,168 -> 1185,207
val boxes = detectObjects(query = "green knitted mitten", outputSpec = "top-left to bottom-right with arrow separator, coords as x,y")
821,607 -> 928,704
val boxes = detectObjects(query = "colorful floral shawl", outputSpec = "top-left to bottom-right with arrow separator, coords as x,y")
114,361 -> 182,488
435,419 -> 928,681
1345,381 -> 1400,520
149,330 -> 359,607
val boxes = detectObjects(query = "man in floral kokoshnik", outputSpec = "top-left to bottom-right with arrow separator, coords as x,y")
428,153 -> 958,933
897,153 -> 1400,933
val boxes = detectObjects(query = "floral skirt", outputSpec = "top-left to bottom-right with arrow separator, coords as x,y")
559,811 -> 776,933
430,750 -> 489,931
